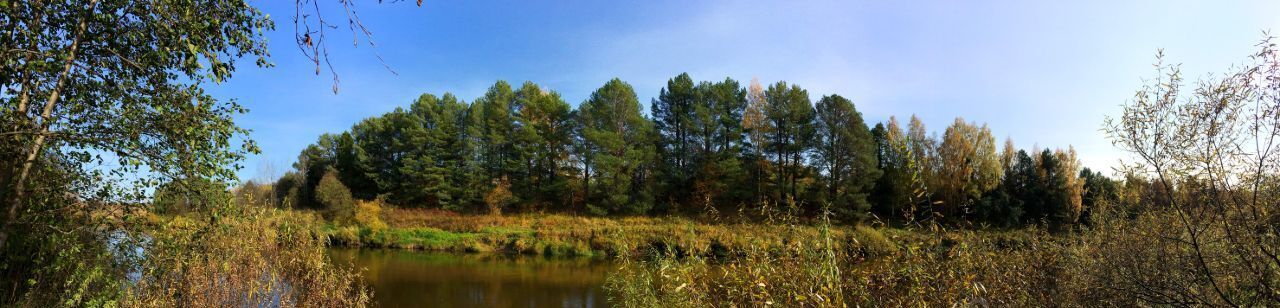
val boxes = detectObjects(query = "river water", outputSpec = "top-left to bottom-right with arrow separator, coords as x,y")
328,249 -> 614,308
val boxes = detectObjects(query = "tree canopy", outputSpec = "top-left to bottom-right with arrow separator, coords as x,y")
276,73 -> 1096,229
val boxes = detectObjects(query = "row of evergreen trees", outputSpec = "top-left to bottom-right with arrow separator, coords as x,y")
273,73 -> 1112,226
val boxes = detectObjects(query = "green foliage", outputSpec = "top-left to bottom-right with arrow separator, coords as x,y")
652,73 -> 750,214
473,81 -> 519,189
294,132 -> 366,208
870,118 -> 928,222
315,168 -> 355,224
690,78 -> 750,213
14,220 -> 126,307
0,0 -> 287,303
351,109 -> 423,202
1077,167 -> 1118,225
576,79 -> 657,215
153,177 -> 232,215
401,93 -> 469,208
813,95 -> 881,220
850,226 -> 896,257
652,73 -> 699,211
278,77 -> 1102,231
511,82 -> 575,210
274,171 -> 304,209
762,81 -> 816,204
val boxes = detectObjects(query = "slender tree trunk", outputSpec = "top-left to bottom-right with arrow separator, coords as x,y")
14,68 -> 33,117
1,2 -> 93,252
582,157 -> 590,213
791,151 -> 800,201
755,155 -> 764,205
774,128 -> 785,202
829,160 -> 838,199
526,156 -> 534,200
678,124 -> 686,171
707,128 -> 713,154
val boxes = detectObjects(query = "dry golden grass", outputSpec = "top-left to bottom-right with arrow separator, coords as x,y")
606,225 -> 1063,307
124,206 -> 370,307
334,207 -> 863,259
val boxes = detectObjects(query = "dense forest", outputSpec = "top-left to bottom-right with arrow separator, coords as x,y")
261,73 -> 1111,229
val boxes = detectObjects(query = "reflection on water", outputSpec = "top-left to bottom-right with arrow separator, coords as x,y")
328,249 -> 613,308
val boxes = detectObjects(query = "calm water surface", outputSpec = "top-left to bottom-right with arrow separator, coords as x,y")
328,249 -> 614,308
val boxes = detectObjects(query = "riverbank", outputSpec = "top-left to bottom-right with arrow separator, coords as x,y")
321,207 -> 858,257
314,207 -> 1036,260
313,206 -> 1056,305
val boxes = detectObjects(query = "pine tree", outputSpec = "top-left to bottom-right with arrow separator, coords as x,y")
349,109 -> 424,203
1078,167 -> 1118,225
513,82 -> 574,210
473,81 -> 519,188
689,77 -> 749,213
651,73 -> 698,210
401,93 -> 467,208
1008,149 -> 1043,224
577,78 -> 656,215
813,94 -> 881,220
763,81 -> 816,204
455,100 -> 489,212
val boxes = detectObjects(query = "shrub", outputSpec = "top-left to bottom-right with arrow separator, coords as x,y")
125,208 -> 369,307
328,226 -> 361,246
1095,38 -> 1280,306
359,228 -> 394,248
353,200 -> 388,231
850,226 -> 896,257
483,176 -> 514,215
315,168 -> 355,224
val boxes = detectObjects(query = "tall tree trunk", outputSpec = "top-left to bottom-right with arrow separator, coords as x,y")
1,2 -> 94,252
791,151 -> 800,201
582,157 -> 590,214
774,128 -> 784,202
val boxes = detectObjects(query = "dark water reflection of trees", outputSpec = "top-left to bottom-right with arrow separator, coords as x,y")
328,249 -> 613,307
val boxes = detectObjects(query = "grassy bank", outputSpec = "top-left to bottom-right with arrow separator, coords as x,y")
314,206 -> 928,259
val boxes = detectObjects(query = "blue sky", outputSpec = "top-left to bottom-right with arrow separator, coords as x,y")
211,0 -> 1280,182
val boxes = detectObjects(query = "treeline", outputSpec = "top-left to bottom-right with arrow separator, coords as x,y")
270,73 -> 1115,227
